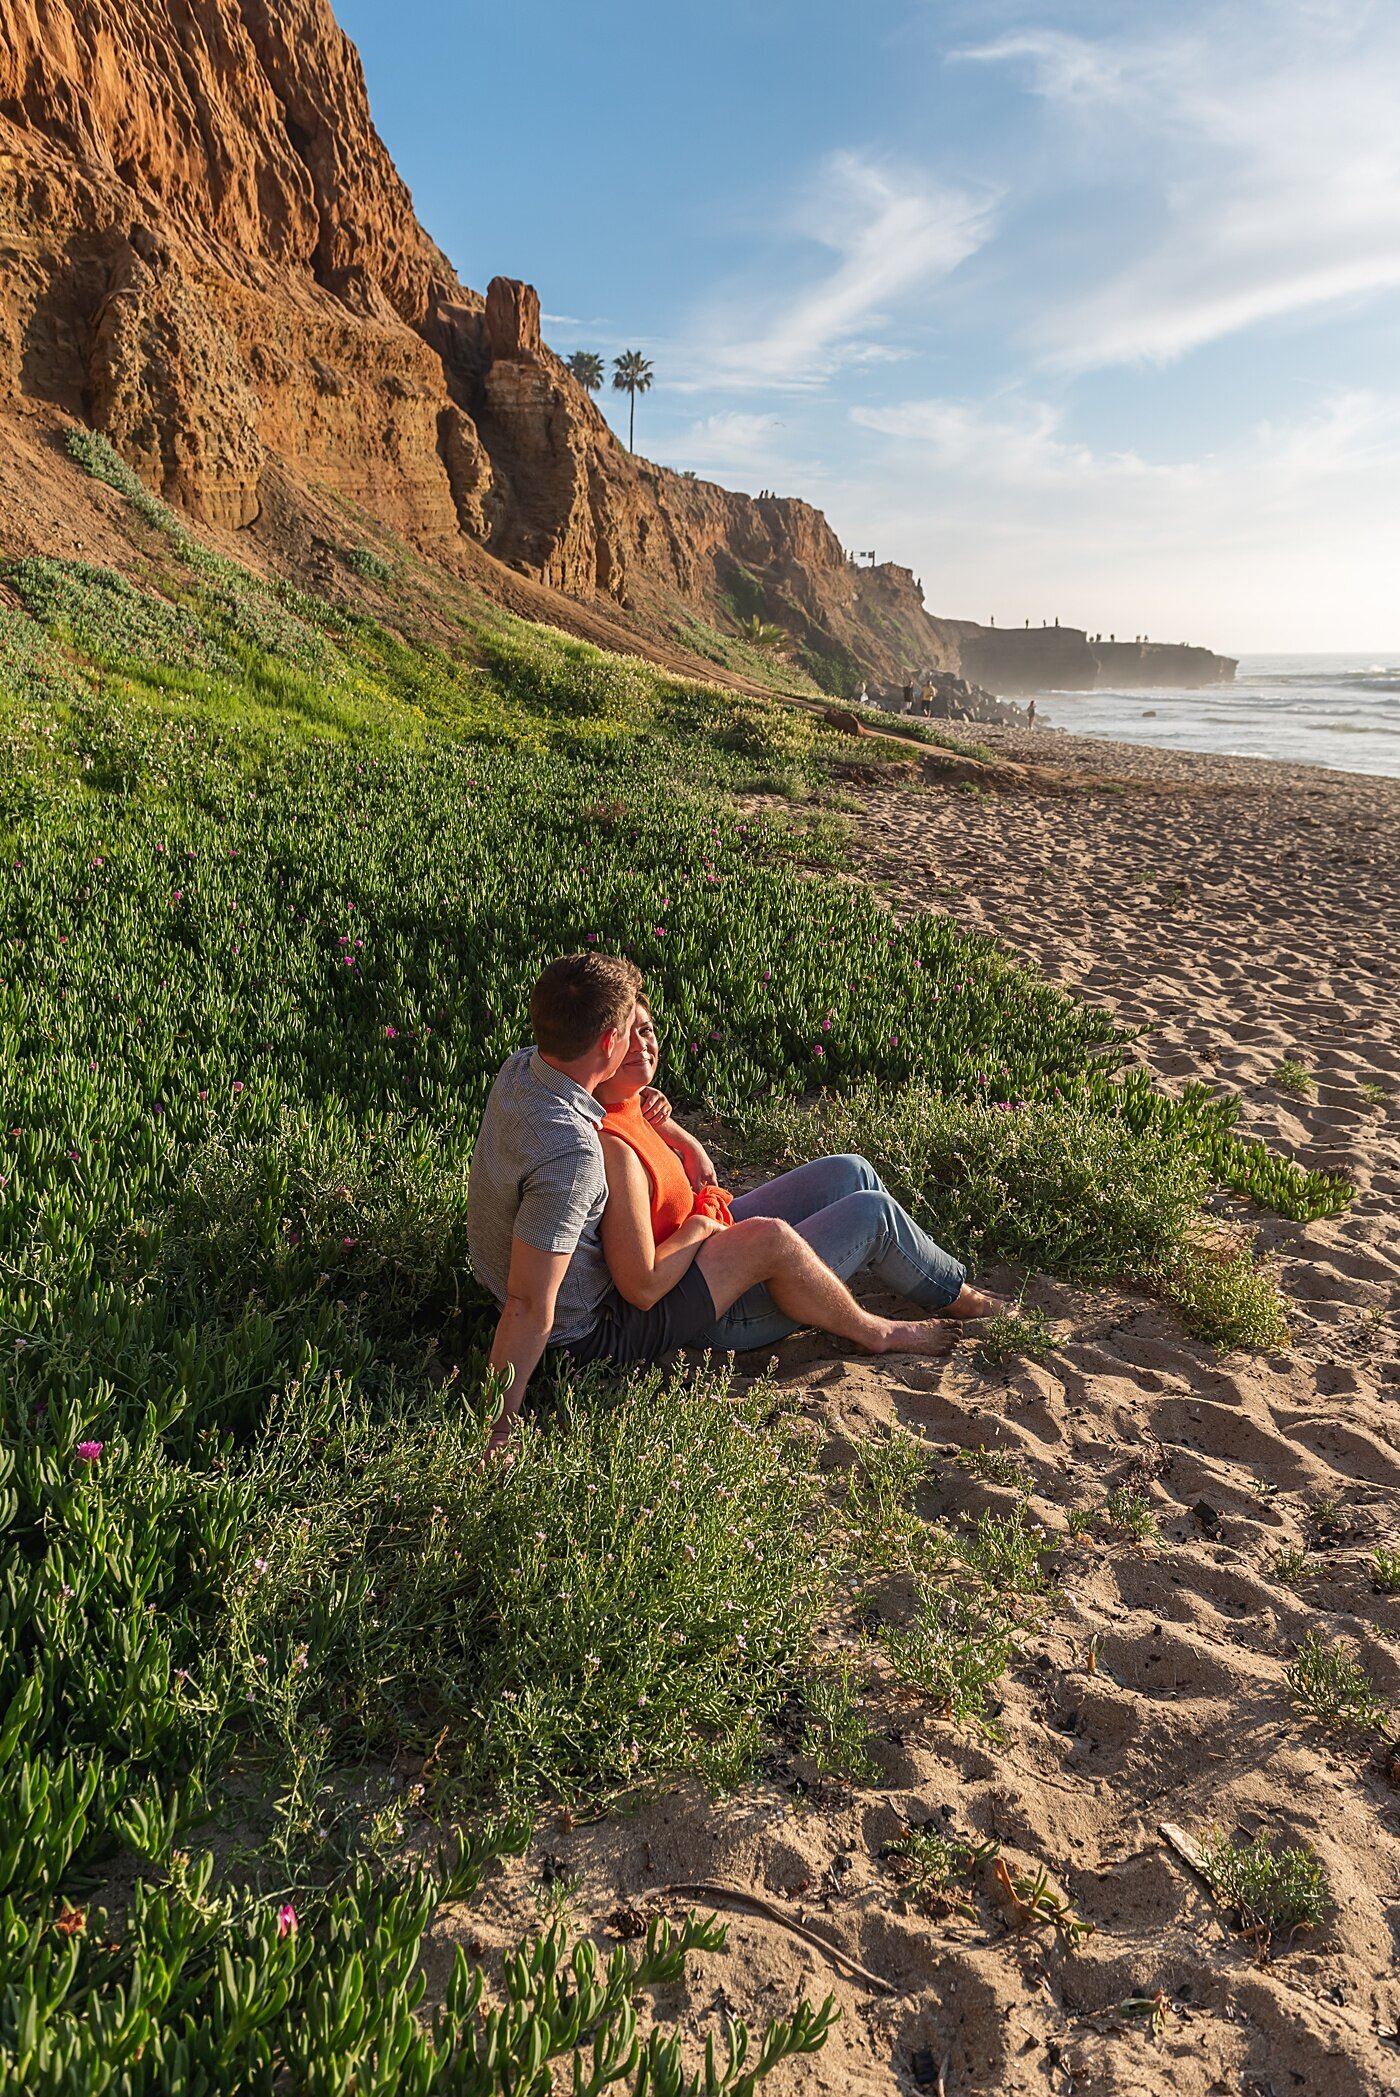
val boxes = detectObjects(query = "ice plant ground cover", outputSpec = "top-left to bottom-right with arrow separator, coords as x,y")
0,435 -> 1352,2089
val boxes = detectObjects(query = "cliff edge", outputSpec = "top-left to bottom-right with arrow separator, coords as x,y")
954,624 -> 1237,695
0,0 -> 962,691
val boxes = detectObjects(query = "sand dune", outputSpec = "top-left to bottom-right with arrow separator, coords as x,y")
443,733 -> 1399,2095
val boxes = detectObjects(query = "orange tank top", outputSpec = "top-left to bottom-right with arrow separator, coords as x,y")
599,1095 -> 719,1246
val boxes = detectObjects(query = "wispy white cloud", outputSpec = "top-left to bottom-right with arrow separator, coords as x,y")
959,4 -> 1400,369
675,151 -> 996,392
648,409 -> 828,494
841,385 -> 1400,645
852,394 -> 1167,486
670,411 -> 787,458
955,29 -> 1127,103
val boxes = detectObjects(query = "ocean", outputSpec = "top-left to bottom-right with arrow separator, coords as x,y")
1032,654 -> 1400,780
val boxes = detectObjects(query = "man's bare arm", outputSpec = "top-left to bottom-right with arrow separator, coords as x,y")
485,1237 -> 572,1452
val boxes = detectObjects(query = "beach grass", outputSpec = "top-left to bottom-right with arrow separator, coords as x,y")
1199,1829 -> 1331,1954
0,429 -> 1364,2088
1287,1633 -> 1387,1736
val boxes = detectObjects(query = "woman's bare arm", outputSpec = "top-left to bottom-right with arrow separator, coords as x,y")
637,1093 -> 718,1188
660,1120 -> 719,1189
599,1136 -> 721,1310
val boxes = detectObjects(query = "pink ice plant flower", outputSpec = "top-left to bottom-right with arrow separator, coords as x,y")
277,1903 -> 297,1938
74,1441 -> 104,1463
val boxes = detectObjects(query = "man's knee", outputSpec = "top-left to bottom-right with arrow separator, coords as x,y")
733,1213 -> 801,1274
831,1152 -> 882,1194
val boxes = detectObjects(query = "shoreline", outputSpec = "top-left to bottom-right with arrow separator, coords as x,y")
976,715 -> 1400,795
991,676 -> 1400,785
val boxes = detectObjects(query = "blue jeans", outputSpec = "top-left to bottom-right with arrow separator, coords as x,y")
700,1154 -> 967,1355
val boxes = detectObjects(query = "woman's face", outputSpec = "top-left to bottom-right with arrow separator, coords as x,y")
598,1005 -> 659,1102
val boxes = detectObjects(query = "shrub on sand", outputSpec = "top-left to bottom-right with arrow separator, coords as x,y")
738,1083 -> 1289,1348
972,1306 -> 1058,1372
880,1585 -> 1019,1730
1287,1632 -> 1386,1736
225,1359 -> 833,1816
1199,1828 -> 1331,1954
882,1824 -> 999,1916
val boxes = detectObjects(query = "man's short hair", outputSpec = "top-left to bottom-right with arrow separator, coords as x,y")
530,953 -> 642,1061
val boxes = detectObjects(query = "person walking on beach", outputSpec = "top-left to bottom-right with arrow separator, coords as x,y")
1027,698 -> 1037,729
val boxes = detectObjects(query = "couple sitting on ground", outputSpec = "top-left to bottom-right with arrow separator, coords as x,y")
466,952 -> 1001,1452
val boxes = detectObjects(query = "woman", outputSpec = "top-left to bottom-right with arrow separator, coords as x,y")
594,999 -> 1001,1356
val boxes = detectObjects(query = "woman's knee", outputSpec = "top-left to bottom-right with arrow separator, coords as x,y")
830,1152 -> 882,1195
846,1186 -> 900,1243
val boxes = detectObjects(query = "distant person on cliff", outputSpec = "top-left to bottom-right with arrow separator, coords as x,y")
1027,698 -> 1037,729
466,958 -> 1000,1452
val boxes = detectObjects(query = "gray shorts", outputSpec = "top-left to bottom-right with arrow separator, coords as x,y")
555,1262 -> 719,1368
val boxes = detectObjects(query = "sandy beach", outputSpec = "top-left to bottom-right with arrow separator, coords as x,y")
445,730 -> 1400,2096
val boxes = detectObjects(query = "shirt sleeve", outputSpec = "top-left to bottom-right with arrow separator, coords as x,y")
513,1145 -> 603,1256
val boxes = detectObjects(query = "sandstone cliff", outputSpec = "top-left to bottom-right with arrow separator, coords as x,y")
0,0 -> 961,690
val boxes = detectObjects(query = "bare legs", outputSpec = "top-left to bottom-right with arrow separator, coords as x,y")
696,1216 -> 958,1357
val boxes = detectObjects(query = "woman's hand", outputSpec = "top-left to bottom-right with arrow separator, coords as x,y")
640,1086 -> 672,1128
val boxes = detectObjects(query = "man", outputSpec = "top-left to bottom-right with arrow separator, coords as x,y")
466,951 -> 641,1454
468,954 -> 992,1455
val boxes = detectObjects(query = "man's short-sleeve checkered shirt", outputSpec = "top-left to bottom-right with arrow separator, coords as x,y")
466,1049 -> 612,1345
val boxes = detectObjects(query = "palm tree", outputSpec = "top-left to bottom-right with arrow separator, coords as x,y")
612,350 -> 653,451
738,614 -> 788,654
567,351 -> 605,393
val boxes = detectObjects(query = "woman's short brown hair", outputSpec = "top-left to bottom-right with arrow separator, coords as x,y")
530,953 -> 642,1061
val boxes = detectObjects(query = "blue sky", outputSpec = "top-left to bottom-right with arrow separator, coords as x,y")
337,0 -> 1400,650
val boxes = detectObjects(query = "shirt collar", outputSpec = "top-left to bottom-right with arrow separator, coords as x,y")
528,1049 -> 605,1124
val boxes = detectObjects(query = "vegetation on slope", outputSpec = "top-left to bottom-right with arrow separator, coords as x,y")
0,432 -> 1350,2088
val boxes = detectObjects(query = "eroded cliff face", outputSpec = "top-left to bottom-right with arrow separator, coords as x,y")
0,0 -> 960,687
0,0 -> 481,536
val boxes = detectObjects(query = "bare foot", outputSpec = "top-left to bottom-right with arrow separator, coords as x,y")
877,1318 -> 960,1356
940,1284 -> 1011,1321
